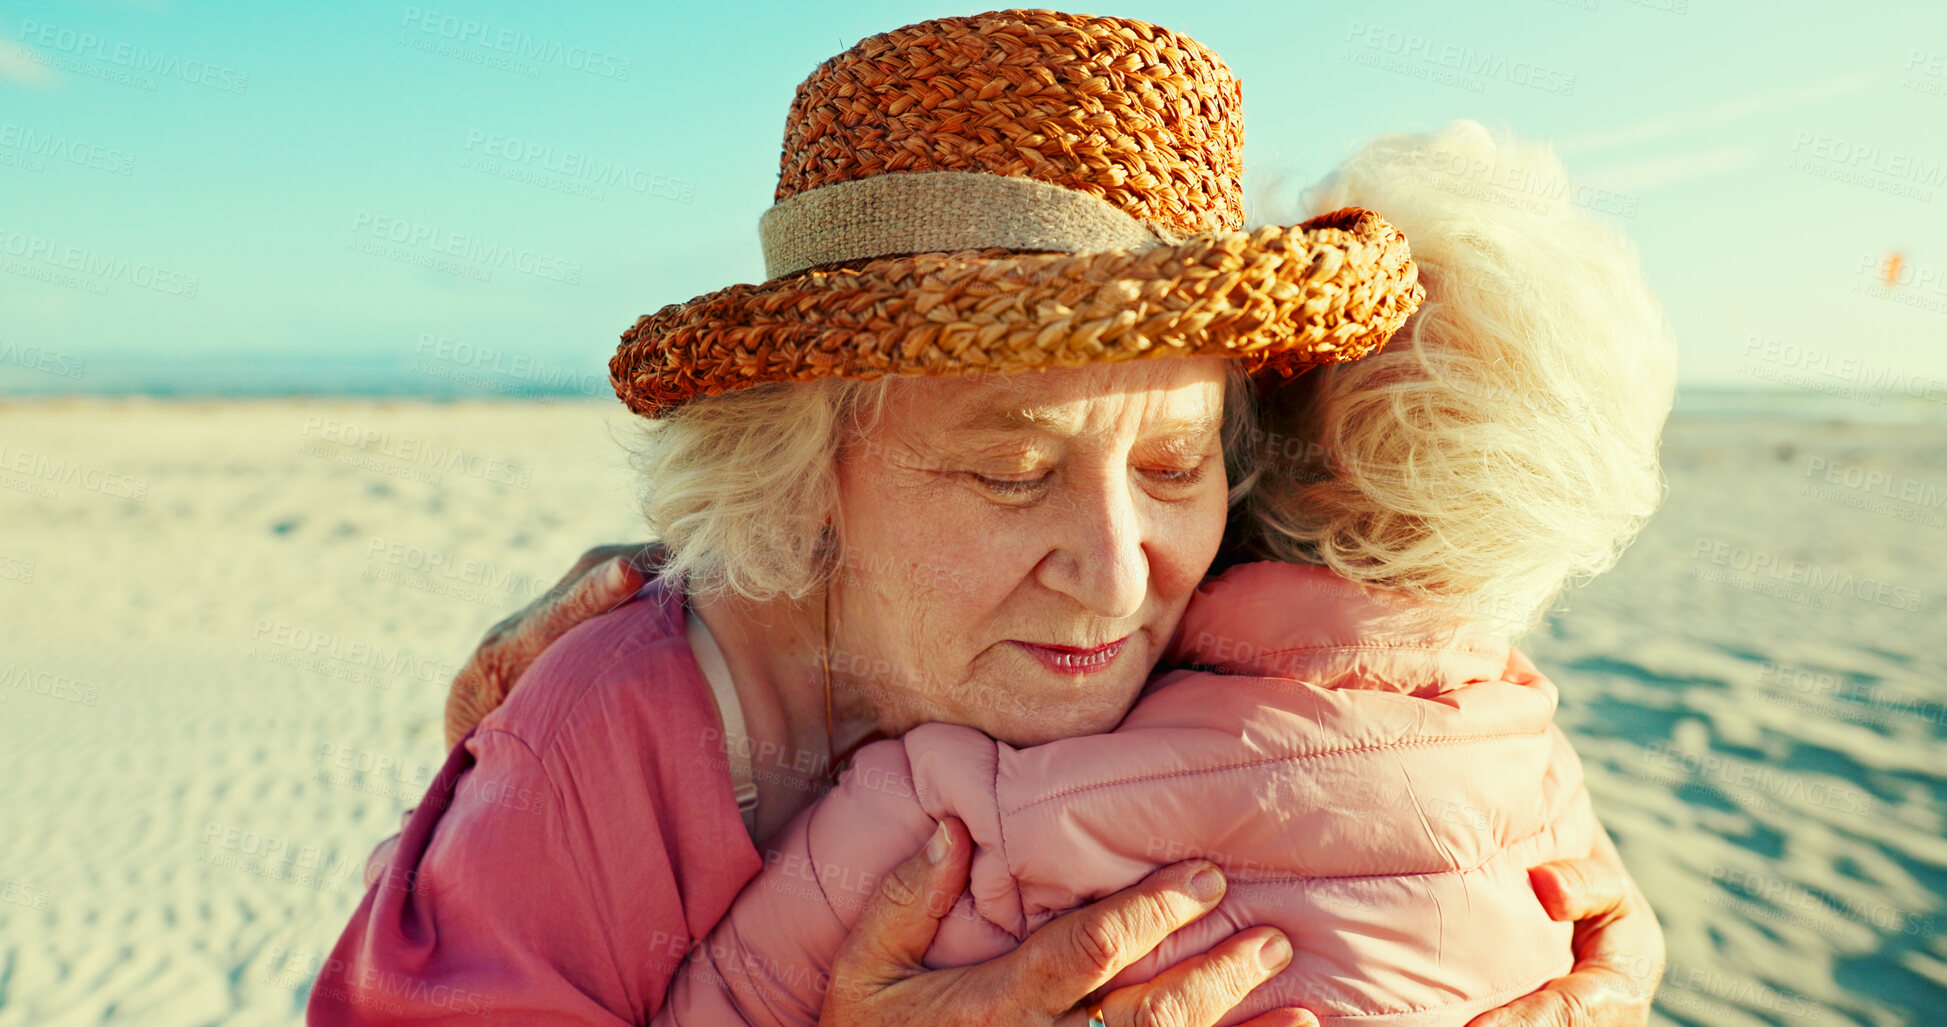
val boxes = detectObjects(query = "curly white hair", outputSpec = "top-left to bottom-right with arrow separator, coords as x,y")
1243,117 -> 1680,635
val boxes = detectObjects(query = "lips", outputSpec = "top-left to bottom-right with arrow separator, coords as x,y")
1012,636 -> 1130,675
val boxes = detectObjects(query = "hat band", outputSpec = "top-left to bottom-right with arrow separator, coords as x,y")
758,169 -> 1189,280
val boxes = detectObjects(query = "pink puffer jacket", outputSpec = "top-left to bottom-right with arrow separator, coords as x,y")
653,561 -> 1599,1026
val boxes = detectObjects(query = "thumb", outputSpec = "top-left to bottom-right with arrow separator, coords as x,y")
1528,857 -> 1624,924
832,818 -> 972,991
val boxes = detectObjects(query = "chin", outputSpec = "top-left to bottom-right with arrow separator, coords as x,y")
993,709 -> 1126,747
983,673 -> 1146,747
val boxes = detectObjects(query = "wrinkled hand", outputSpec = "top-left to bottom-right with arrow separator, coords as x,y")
820,817 -> 1314,1027
1466,830 -> 1664,1027
444,543 -> 663,748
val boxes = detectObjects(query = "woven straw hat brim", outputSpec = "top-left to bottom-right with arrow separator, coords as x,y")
611,206 -> 1424,418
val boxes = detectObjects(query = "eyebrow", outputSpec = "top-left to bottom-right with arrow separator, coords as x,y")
947,405 -> 1222,442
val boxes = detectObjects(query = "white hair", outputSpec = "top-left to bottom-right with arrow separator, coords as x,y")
619,376 -> 887,603
1242,118 -> 1679,635
624,362 -> 1259,603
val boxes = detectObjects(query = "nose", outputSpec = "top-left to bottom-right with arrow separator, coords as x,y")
1033,470 -> 1149,620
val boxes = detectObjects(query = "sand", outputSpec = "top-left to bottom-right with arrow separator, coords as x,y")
0,398 -> 1940,1026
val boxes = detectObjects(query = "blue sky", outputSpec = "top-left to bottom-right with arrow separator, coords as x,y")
3,0 -> 1945,393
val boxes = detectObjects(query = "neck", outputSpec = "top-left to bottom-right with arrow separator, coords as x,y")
690,585 -> 879,842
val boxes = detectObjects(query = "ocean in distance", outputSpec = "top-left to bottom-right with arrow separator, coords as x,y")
3,345 -> 1946,425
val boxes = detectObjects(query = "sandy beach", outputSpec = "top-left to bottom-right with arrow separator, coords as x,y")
0,397 -> 1941,1026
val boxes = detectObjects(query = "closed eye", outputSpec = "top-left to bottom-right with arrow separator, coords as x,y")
970,471 -> 1051,499
1143,465 -> 1206,486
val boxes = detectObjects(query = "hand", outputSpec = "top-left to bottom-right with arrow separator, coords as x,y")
443,543 -> 663,749
820,817 -> 1315,1027
1466,829 -> 1664,1027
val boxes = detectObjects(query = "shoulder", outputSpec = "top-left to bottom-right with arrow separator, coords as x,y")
456,573 -> 759,937
364,574 -> 747,1024
478,573 -> 717,767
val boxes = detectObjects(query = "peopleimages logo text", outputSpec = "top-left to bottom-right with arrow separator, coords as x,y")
1691,539 -> 1925,612
15,20 -> 250,92
349,210 -> 582,285
0,227 -> 200,297
399,7 -> 631,79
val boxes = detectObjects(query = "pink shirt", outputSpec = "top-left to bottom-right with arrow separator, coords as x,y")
306,575 -> 763,1024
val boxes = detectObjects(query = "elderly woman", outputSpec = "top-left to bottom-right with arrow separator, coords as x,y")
309,11 -> 1662,1027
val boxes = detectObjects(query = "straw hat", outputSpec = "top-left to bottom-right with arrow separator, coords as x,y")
609,8 -> 1426,418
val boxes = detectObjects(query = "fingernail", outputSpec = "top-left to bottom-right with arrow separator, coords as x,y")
925,821 -> 951,864
1258,933 -> 1292,972
1189,865 -> 1224,901
605,557 -> 630,590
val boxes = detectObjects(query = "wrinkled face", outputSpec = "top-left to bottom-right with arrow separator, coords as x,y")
829,356 -> 1230,747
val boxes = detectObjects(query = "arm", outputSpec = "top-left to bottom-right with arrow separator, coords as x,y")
1467,828 -> 1665,1027
655,730 -> 1306,1027
1460,654 -> 1663,1026
345,545 -> 656,910
308,728 -> 643,1025
438,545 -> 1666,1026
818,792 -> 1662,1027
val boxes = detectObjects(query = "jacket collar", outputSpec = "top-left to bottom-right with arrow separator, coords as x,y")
1164,561 -> 1517,698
